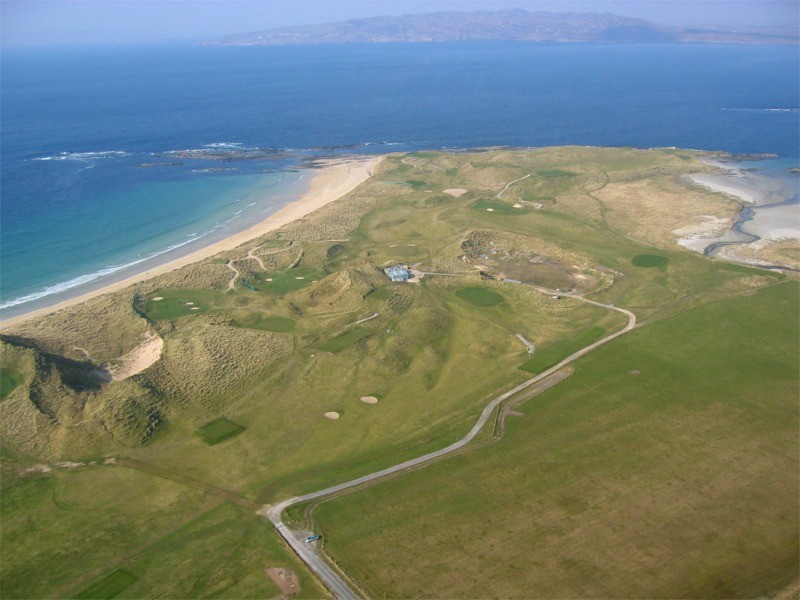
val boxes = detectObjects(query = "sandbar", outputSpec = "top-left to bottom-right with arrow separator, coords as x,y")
1,156 -> 380,330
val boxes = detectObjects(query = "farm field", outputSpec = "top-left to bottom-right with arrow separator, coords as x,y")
312,281 -> 799,599
1,147 -> 795,598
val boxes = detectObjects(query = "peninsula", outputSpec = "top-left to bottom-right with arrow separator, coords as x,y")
1,147 -> 797,600
206,9 -> 799,46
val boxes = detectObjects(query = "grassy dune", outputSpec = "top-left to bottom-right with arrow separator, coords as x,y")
1,147 -> 793,598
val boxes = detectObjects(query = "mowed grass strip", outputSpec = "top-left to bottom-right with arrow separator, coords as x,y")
198,418 -> 245,445
519,325 -> 606,373
316,327 -> 371,353
0,368 -> 23,400
257,267 -> 322,294
75,569 -> 137,600
142,289 -> 215,320
632,253 -> 669,267
472,199 -> 527,214
455,287 -> 504,307
314,282 -> 800,599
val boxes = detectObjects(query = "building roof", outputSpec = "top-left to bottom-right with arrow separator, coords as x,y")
386,266 -> 410,280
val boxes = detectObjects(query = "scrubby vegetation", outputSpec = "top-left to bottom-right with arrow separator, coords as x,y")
1,147 -> 793,599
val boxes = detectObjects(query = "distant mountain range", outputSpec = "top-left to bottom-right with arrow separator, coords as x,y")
205,9 -> 798,46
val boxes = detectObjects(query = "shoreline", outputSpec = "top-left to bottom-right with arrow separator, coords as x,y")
0,155 -> 381,330
678,157 -> 799,267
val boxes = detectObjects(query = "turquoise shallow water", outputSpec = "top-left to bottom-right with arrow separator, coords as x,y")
0,168 -> 308,316
1,42 -> 797,316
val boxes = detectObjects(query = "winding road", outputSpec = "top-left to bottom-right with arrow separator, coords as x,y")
265,287 -> 636,599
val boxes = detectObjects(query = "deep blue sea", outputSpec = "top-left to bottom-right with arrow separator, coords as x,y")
2,42 -> 798,315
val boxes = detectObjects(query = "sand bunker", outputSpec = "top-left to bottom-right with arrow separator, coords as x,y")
151,296 -> 163,301
295,276 -> 305,280
185,302 -> 194,305
190,307 -> 200,310
265,278 -> 273,281
360,396 -> 379,404
107,331 -> 164,381
324,411 -> 340,420
443,188 -> 468,197
486,208 -> 495,212
513,203 -> 523,208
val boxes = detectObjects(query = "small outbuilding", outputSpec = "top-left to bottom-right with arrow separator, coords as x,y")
385,266 -> 411,282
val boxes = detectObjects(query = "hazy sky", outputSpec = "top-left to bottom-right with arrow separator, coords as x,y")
2,0 -> 798,47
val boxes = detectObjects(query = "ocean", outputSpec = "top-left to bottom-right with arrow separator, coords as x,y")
1,42 -> 798,316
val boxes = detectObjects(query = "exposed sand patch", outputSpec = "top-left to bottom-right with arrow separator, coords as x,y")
107,331 -> 164,381
294,276 -> 305,280
672,215 -> 732,253
513,203 -> 523,208
324,411 -> 340,420
443,188 -> 468,197
360,396 -> 379,404
688,173 -> 764,205
151,296 -> 163,301
265,567 -> 301,598
486,208 -> 495,212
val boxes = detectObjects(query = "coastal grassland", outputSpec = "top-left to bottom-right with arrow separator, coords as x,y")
315,326 -> 371,352
1,146 -> 790,598
5,292 -> 151,362
519,324 -> 606,373
0,466 -> 323,599
74,569 -> 137,600
0,368 -> 24,400
122,276 -> 617,502
455,287 -> 505,307
198,417 -> 245,445
1,146 -> 779,475
312,281 -> 800,599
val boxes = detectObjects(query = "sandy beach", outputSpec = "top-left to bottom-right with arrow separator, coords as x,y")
678,159 -> 799,264
0,156 -> 380,330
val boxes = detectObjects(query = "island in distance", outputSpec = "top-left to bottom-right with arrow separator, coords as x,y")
205,8 -> 799,46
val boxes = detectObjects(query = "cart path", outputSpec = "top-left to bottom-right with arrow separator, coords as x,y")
496,173 -> 532,198
225,260 -> 240,290
264,287 -> 636,599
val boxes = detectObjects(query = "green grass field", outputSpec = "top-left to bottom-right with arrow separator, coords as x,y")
198,418 -> 246,445
455,287 -> 505,307
316,327 -> 372,353
0,468 -> 324,599
472,199 -> 528,214
2,147 -> 795,599
313,282 -> 799,599
142,289 -> 216,320
256,267 -> 323,294
519,325 -> 606,373
75,569 -> 137,600
0,368 -> 23,400
632,253 -> 670,267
